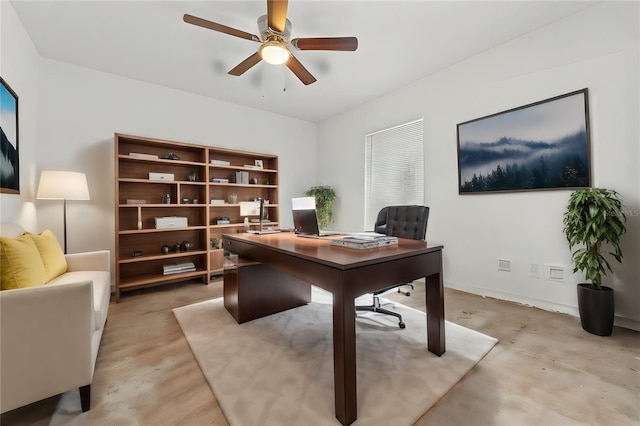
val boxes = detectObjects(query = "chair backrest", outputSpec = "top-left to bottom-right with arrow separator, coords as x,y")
374,205 -> 429,241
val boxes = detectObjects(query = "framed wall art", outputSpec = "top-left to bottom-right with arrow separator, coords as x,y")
1,77 -> 19,194
457,89 -> 591,194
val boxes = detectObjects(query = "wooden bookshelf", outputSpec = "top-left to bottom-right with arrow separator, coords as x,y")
114,133 -> 279,301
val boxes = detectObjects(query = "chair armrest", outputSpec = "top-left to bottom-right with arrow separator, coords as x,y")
65,250 -> 110,272
0,282 -> 94,412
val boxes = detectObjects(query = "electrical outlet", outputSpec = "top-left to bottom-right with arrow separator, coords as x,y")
497,258 -> 511,272
549,266 -> 565,281
530,263 -> 540,278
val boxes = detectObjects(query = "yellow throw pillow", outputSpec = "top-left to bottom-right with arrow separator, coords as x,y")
24,230 -> 68,282
0,234 -> 47,290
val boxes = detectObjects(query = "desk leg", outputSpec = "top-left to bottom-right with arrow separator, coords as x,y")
332,290 -> 357,426
426,270 -> 445,356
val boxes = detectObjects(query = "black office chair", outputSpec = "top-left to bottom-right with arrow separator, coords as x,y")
356,205 -> 430,329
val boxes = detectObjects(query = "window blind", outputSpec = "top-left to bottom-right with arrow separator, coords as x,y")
364,119 -> 424,230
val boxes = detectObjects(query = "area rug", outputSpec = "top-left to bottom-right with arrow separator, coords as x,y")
173,287 -> 498,426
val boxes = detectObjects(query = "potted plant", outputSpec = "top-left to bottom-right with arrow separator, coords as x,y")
563,188 -> 626,336
305,186 -> 336,230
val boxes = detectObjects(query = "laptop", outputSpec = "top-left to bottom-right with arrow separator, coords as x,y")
291,197 -> 341,238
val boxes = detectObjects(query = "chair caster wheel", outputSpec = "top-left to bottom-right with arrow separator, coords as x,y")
399,322 -> 405,329
405,292 -> 411,297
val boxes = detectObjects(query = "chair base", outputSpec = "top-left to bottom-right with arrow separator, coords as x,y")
356,297 -> 405,329
397,283 -> 414,296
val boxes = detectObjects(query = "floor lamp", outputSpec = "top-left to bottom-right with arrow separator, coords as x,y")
36,171 -> 90,254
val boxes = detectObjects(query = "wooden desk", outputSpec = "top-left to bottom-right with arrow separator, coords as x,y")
222,232 -> 445,426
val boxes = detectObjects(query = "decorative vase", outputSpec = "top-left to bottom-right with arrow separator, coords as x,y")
228,193 -> 237,204
577,283 -> 614,336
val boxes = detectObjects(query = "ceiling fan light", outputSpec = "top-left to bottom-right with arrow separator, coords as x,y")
260,42 -> 289,65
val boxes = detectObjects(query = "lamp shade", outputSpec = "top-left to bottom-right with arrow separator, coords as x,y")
36,171 -> 90,200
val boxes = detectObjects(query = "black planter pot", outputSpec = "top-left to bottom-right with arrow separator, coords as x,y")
577,283 -> 614,336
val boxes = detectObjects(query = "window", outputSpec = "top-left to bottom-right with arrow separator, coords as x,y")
364,119 -> 424,230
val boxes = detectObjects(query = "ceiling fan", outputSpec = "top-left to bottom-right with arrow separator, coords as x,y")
183,0 -> 358,85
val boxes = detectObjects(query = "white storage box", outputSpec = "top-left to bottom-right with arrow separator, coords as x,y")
149,172 -> 174,181
155,216 -> 188,229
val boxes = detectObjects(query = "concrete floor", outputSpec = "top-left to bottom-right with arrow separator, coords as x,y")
385,283 -> 639,425
1,278 -> 638,425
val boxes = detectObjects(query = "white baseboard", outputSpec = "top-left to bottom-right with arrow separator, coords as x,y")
613,316 -> 640,332
443,280 -> 640,332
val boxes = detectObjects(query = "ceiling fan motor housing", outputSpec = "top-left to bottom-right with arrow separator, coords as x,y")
257,14 -> 292,42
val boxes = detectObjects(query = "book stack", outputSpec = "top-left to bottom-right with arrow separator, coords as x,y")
210,159 -> 231,166
211,177 -> 229,183
330,234 -> 398,250
235,171 -> 249,184
162,262 -> 196,275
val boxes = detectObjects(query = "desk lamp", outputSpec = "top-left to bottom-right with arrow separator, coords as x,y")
239,200 -> 262,231
239,199 -> 279,234
36,171 -> 90,253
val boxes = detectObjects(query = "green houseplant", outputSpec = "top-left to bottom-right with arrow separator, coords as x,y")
305,186 -> 336,230
563,188 -> 626,336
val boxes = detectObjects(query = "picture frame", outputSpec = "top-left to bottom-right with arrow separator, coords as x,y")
254,159 -> 264,169
1,77 -> 19,194
456,89 -> 591,194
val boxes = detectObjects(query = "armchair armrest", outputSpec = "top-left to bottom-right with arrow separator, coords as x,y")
0,282 -> 94,413
65,250 -> 110,272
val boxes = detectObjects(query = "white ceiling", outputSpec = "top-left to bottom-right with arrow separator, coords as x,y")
11,0 -> 598,123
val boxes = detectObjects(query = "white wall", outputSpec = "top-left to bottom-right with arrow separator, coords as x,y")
2,2 -> 317,272
318,1 -> 640,330
32,58 -> 317,259
0,1 -> 40,230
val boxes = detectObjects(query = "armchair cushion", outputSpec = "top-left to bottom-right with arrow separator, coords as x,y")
48,271 -> 111,331
24,230 -> 67,282
0,235 -> 47,290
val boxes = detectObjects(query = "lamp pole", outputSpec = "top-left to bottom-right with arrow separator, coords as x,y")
63,199 -> 68,254
259,197 -> 264,232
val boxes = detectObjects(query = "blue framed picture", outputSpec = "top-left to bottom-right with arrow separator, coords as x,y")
457,89 -> 591,194
1,77 -> 19,194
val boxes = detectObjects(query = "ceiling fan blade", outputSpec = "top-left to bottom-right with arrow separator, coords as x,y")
267,0 -> 288,33
183,14 -> 260,42
285,54 -> 317,85
228,52 -> 262,76
291,37 -> 358,51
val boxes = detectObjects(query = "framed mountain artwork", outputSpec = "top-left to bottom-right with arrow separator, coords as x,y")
1,77 -> 19,194
457,89 -> 591,194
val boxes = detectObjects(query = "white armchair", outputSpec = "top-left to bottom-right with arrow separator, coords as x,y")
0,222 -> 111,413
